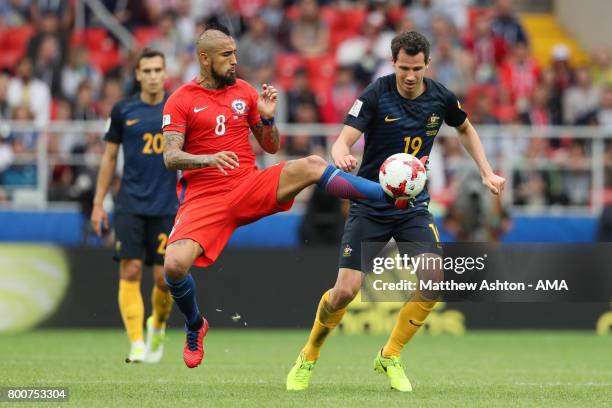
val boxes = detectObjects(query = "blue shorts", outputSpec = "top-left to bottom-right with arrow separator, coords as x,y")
113,213 -> 174,266
338,209 -> 441,272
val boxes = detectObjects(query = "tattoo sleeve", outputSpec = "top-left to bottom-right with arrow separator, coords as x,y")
163,131 -> 209,170
252,123 -> 280,154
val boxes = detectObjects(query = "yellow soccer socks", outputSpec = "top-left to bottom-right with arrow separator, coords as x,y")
151,285 -> 173,330
118,279 -> 145,342
303,289 -> 348,361
382,300 -> 436,357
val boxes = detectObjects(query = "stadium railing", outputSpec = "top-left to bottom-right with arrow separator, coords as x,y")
0,120 -> 609,215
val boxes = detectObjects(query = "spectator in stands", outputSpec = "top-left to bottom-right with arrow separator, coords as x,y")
0,0 -> 30,26
237,14 -> 277,82
91,0 -> 151,28
290,0 -> 329,58
328,66 -> 360,124
430,14 -> 458,50
285,101 -> 325,157
558,140 -> 590,205
71,80 -> 97,120
148,11 -> 183,79
491,0 -> 527,46
61,46 -> 103,101
205,0 -> 246,38
0,73 -> 10,120
563,66 -> 601,125
336,11 -> 385,68
0,135 -> 14,175
513,137 -> 553,208
96,77 -> 124,119
550,44 -> 574,97
597,85 -> 612,128
33,34 -> 62,96
434,0 -> 470,32
285,68 -> 317,123
26,11 -> 68,65
430,34 -> 471,98
259,0 -> 284,35
9,105 -> 37,150
30,0 -> 72,29
175,0 -> 195,50
521,84 -> 555,127
106,49 -> 138,96
500,42 -> 540,113
2,137 -> 37,189
408,0 -> 436,39
464,13 -> 507,84
48,165 -> 75,202
7,57 -> 51,126
494,87 -> 518,123
591,46 -> 612,86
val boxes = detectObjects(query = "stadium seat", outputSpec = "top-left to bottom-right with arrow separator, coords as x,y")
0,49 -> 24,71
133,27 -> 160,48
72,28 -> 114,52
88,48 -> 120,74
303,54 -> 336,94
333,7 -> 367,35
1,25 -> 35,53
275,53 -> 303,90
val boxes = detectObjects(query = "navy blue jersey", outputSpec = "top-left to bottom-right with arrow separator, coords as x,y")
105,94 -> 178,216
344,75 -> 467,216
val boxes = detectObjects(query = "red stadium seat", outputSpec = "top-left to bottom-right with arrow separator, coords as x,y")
2,25 -> 35,53
303,54 -> 336,91
88,48 -> 120,74
275,52 -> 303,91
72,27 -> 114,52
333,7 -> 367,35
0,49 -> 24,72
133,27 -> 160,48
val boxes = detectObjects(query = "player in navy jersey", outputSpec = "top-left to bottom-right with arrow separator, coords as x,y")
91,49 -> 177,363
287,32 -> 505,391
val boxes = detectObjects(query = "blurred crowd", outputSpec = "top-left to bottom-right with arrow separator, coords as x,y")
1,0 -> 612,230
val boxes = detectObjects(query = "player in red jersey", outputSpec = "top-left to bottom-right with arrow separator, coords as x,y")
162,23 -> 394,368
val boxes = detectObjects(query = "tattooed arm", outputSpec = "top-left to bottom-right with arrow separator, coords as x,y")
163,131 -> 239,175
251,122 -> 280,154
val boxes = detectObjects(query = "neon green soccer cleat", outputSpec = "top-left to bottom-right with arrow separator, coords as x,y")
125,341 -> 146,363
373,350 -> 413,392
286,352 -> 316,391
144,316 -> 166,364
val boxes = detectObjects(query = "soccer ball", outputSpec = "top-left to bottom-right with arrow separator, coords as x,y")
379,153 -> 427,200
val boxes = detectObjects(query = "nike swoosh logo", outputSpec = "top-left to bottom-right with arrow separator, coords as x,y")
126,119 -> 140,126
409,319 -> 423,327
194,106 -> 208,113
384,116 -> 400,122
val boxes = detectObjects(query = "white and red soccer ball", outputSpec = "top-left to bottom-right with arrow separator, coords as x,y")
379,153 -> 427,200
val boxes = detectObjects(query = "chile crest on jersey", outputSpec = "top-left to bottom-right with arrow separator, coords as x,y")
231,99 -> 248,115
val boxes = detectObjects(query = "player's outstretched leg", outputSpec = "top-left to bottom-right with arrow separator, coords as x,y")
144,265 -> 174,363
277,155 -> 389,204
118,259 -> 146,363
164,239 -> 209,368
287,269 -> 361,390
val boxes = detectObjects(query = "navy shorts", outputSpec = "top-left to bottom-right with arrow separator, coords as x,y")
338,209 -> 442,272
113,213 -> 174,266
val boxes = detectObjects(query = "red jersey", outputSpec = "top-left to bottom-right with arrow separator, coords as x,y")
162,79 -> 262,202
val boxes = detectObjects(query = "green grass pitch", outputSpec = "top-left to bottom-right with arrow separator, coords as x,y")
1,329 -> 610,407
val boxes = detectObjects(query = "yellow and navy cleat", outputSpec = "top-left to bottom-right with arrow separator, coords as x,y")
373,350 -> 413,392
286,352 -> 316,391
144,316 -> 166,364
